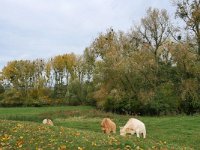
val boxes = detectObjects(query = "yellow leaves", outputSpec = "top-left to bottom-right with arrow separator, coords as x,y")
16,123 -> 23,128
136,146 -> 143,150
16,139 -> 23,148
124,145 -> 132,150
52,55 -> 66,71
1,134 -> 11,142
12,127 -> 17,133
2,60 -> 35,84
78,146 -> 84,150
0,134 -> 11,148
37,126 -> 47,131
91,142 -> 97,146
11,123 -> 24,134
58,145 -> 67,150
60,127 -> 65,132
52,53 -> 76,72
75,132 -> 80,136
108,136 -> 118,145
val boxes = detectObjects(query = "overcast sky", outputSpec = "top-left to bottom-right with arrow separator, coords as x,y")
0,0 -> 176,70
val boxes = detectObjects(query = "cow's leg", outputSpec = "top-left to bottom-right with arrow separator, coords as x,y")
143,131 -> 146,138
136,129 -> 140,138
113,129 -> 116,133
106,129 -> 110,134
131,130 -> 135,135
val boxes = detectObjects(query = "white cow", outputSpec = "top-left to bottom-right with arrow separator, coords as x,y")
120,118 -> 146,138
42,119 -> 54,126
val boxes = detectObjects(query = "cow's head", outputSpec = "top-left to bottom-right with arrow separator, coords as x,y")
120,127 -> 126,136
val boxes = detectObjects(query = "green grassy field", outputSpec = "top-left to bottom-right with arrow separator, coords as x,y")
0,106 -> 199,149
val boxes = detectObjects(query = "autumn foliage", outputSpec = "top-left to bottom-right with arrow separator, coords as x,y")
0,1 -> 200,115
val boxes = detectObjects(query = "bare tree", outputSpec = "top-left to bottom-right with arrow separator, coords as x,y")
136,7 -> 171,62
174,0 -> 200,55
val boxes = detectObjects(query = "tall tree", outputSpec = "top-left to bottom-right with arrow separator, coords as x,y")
136,7 -> 171,62
174,0 -> 200,55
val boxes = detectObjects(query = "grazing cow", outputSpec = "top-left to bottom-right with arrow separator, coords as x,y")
101,118 -> 116,134
42,119 -> 54,126
120,118 -> 146,138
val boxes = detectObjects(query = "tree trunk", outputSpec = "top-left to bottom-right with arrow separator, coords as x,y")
198,40 -> 200,56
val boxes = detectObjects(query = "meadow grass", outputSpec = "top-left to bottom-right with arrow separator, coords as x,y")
0,106 -> 93,122
0,106 -> 199,149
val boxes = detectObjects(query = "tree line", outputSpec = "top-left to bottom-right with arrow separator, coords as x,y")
0,0 -> 200,115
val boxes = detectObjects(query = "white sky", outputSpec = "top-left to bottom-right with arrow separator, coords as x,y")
0,0 -> 176,70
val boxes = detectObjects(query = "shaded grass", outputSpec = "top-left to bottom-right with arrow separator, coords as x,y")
0,106 -> 200,149
0,106 -> 93,122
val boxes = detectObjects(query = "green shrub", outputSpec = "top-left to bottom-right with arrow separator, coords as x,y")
143,83 -> 179,115
0,84 -> 5,94
0,89 -> 25,107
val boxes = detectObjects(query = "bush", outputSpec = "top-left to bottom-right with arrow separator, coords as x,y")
180,94 -> 200,115
0,89 -> 25,107
103,95 -> 142,115
142,83 -> 179,115
0,84 -> 5,94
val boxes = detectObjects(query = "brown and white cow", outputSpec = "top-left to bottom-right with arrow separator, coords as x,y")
120,118 -> 146,138
42,119 -> 54,126
101,118 -> 116,134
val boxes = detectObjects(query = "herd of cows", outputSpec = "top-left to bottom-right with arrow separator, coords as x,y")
42,118 -> 146,138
